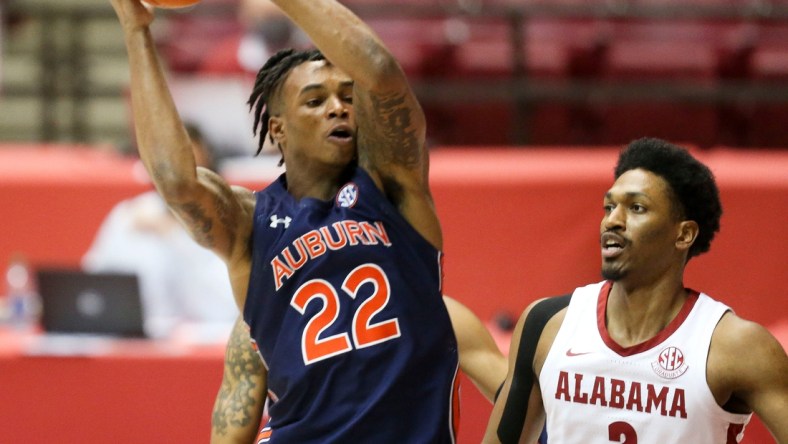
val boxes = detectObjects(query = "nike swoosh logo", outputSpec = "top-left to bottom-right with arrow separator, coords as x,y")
566,348 -> 592,357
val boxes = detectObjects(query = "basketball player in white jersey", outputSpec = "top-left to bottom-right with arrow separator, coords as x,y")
484,138 -> 788,443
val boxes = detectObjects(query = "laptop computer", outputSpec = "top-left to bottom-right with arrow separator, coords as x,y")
36,268 -> 146,338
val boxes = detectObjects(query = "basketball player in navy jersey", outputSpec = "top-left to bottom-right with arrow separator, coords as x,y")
484,138 -> 788,443
211,295 -> 508,443
111,0 -> 461,441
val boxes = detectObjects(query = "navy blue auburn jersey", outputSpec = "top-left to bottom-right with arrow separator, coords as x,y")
243,167 -> 459,443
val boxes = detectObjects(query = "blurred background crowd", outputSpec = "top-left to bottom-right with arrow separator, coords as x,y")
3,0 -> 788,156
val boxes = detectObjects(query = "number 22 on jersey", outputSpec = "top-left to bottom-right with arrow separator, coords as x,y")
290,263 -> 401,365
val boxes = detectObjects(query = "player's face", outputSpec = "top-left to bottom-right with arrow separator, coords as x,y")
600,169 -> 684,283
276,60 -> 357,170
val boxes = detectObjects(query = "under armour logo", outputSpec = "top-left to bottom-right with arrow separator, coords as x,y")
269,215 -> 292,228
336,182 -> 359,208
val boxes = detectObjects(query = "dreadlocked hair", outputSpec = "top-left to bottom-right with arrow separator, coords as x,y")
248,48 -> 325,159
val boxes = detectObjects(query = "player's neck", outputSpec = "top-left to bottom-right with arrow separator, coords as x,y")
605,278 -> 688,347
285,164 -> 353,201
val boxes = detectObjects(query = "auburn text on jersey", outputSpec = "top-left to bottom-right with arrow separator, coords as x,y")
271,220 -> 392,290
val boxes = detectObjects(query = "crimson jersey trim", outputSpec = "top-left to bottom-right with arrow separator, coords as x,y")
596,281 -> 701,357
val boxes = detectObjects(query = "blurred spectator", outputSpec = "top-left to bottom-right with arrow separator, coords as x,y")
163,0 -> 310,159
199,0 -> 310,75
82,123 -> 238,340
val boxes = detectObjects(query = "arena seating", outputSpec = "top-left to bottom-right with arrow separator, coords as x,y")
344,1 -> 788,147
157,0 -> 242,73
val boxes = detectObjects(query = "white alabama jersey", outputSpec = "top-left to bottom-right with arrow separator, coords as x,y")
540,281 -> 752,443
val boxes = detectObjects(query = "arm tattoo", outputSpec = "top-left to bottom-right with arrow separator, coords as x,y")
173,202 -> 215,247
212,322 -> 265,437
213,193 -> 237,248
368,91 -> 420,168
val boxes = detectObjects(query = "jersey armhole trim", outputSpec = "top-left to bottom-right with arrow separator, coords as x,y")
497,293 -> 571,444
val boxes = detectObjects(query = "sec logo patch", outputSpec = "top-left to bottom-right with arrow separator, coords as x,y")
651,346 -> 689,379
337,182 -> 359,208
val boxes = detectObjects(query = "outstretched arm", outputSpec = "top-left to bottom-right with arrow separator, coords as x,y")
110,0 -> 254,284
444,296 -> 507,402
211,316 -> 267,444
268,0 -> 439,249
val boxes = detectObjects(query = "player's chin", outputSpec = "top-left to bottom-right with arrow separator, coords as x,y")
601,263 -> 626,281
332,143 -> 356,163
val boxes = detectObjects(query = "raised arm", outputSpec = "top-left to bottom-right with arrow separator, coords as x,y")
268,0 -> 440,248
110,0 -> 254,273
211,316 -> 267,444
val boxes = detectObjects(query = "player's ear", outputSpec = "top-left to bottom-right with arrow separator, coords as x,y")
675,220 -> 698,252
269,116 -> 285,146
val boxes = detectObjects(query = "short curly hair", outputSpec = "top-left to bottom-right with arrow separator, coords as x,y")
614,137 -> 723,259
